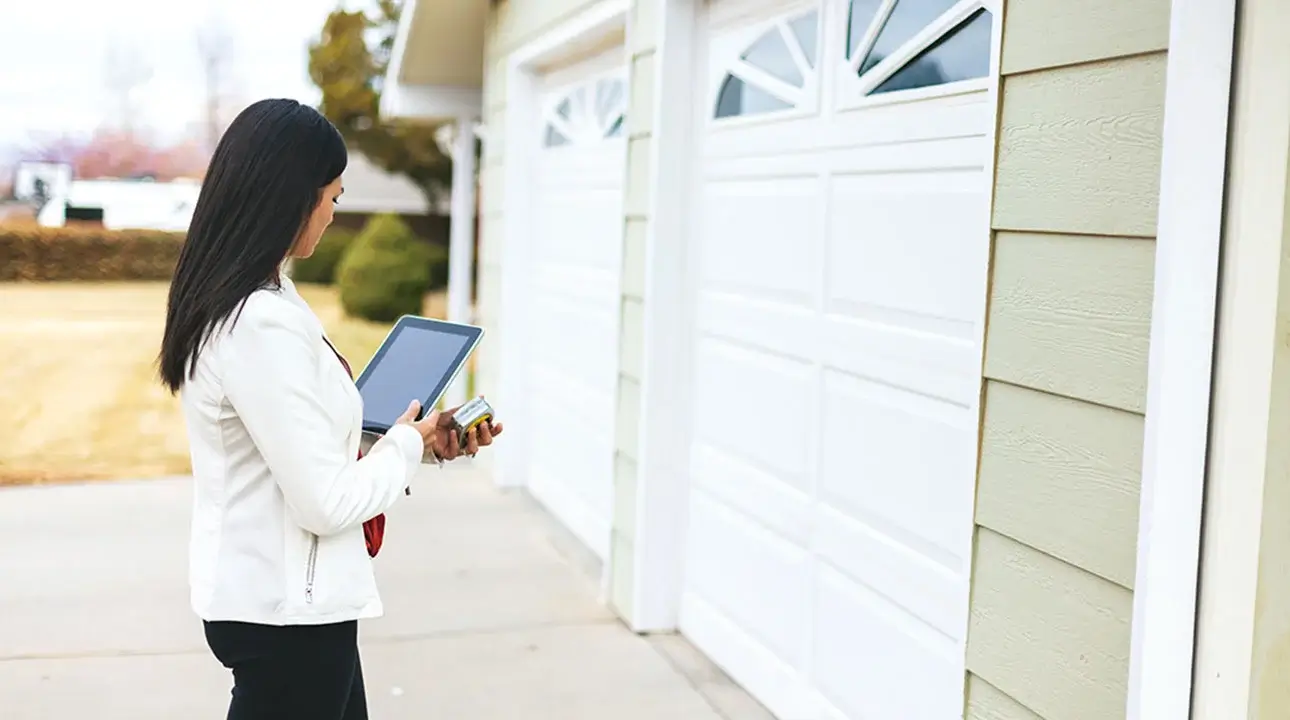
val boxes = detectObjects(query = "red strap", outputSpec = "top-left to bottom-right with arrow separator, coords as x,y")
325,341 -> 386,558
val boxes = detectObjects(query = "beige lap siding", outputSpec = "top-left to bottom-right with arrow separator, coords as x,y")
964,0 -> 1171,718
607,0 -> 662,621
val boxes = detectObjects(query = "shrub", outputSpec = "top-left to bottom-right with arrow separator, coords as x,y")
290,226 -> 355,285
0,225 -> 185,281
336,214 -> 448,322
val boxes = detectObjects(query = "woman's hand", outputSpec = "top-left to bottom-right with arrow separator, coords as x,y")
393,398 -> 505,462
460,416 -> 503,457
394,400 -> 442,454
430,405 -> 504,460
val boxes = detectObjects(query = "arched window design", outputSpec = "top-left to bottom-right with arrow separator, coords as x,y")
847,0 -> 992,96
543,75 -> 627,148
714,9 -> 820,119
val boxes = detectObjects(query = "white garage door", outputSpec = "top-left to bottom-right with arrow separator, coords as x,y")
524,51 -> 628,560
679,1 -> 996,717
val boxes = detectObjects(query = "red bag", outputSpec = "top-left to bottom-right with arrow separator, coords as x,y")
325,340 -> 388,558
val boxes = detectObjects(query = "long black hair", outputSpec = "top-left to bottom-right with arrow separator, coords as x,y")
158,98 -> 348,393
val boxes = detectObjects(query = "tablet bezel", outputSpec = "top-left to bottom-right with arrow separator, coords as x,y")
353,315 -> 484,435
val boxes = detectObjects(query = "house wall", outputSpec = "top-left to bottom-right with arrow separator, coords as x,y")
964,1 -> 1170,718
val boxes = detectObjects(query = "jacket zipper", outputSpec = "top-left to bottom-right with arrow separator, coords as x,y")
305,535 -> 319,604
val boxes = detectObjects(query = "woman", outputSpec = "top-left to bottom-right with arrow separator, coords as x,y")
158,98 -> 499,719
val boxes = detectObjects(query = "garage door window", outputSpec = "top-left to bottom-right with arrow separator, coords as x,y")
847,0 -> 993,98
871,8 -> 991,94
714,10 -> 820,119
543,75 -> 628,148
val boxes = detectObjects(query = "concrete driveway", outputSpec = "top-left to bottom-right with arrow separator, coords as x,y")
0,465 -> 769,719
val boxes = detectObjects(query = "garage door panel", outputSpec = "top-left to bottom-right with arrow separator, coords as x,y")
691,442 -> 812,545
529,365 -> 616,429
706,134 -> 986,180
530,296 -> 617,366
699,177 -> 820,299
533,264 -> 619,308
680,591 -> 812,719
534,192 -> 623,271
822,316 -> 980,406
813,502 -> 966,642
530,423 -> 613,509
703,97 -> 990,161
812,566 -> 963,720
829,94 -> 992,147
693,337 -> 813,488
521,54 -> 626,562
680,2 -> 995,714
698,292 -> 818,358
540,145 -> 626,180
527,465 -> 611,558
828,169 -> 988,327
684,493 -> 811,667
819,368 -> 976,566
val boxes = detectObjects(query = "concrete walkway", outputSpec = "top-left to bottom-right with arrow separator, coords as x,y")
0,465 -> 770,719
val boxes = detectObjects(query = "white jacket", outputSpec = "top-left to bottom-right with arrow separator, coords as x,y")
180,276 -> 425,626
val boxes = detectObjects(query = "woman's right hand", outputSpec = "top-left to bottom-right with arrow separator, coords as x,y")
394,400 -> 442,454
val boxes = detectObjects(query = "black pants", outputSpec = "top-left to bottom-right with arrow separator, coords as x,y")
204,620 -> 367,720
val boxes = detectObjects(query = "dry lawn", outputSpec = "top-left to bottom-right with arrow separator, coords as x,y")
0,282 -> 449,485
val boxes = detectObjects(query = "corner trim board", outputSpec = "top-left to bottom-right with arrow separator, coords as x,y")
1125,0 -> 1236,717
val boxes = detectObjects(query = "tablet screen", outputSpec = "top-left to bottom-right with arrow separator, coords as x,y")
354,318 -> 482,433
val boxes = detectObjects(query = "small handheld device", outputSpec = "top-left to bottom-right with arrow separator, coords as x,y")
451,396 -> 495,449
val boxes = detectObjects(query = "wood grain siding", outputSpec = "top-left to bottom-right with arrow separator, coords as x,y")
610,532 -> 636,616
966,674 -> 1044,720
631,0 -> 660,56
616,375 -> 642,462
614,453 -> 639,539
621,219 -> 647,299
969,2 -> 1168,716
977,381 -> 1144,589
625,136 -> 653,218
1000,0 -> 1171,75
628,52 -> 657,137
611,0 -> 665,623
969,529 -> 1134,720
992,53 -> 1167,238
984,232 -> 1154,413
619,297 -> 645,380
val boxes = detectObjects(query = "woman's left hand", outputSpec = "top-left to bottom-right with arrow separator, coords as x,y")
462,419 -> 503,457
431,407 -> 503,461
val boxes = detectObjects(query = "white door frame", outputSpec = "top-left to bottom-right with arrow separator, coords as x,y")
495,0 -> 633,503
1124,0 -> 1236,718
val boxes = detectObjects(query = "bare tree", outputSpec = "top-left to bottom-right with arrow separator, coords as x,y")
103,41 -> 153,135
196,15 -> 236,155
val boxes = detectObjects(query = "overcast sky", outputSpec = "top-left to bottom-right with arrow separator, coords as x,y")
0,0 -> 350,154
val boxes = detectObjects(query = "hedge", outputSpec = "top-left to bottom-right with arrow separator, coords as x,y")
337,214 -> 447,322
0,226 -> 185,281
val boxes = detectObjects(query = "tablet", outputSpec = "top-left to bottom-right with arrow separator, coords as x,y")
353,315 -> 483,434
